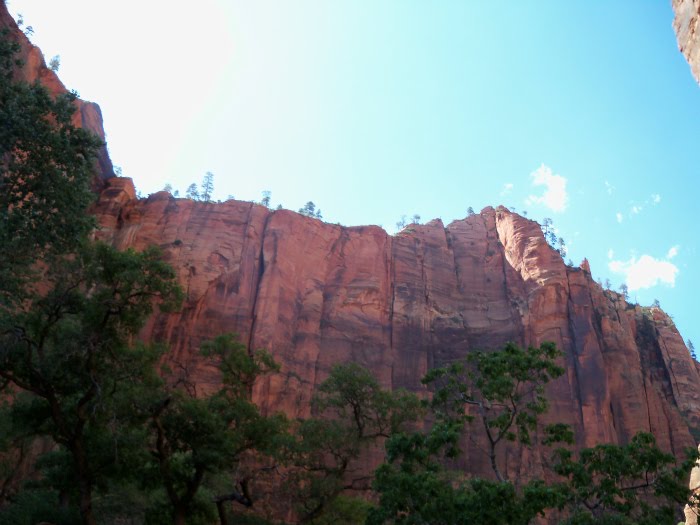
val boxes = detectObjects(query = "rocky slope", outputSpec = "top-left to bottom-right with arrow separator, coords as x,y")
0,2 -> 113,180
93,177 -> 700,479
674,0 -> 700,84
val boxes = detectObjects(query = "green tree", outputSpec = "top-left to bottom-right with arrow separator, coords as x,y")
395,215 -> 407,231
558,237 -> 567,259
541,217 -> 553,236
619,283 -> 629,301
261,190 -> 271,208
0,32 -> 184,525
201,171 -> 214,202
288,363 -> 420,524
48,54 -> 60,72
141,334 -> 286,525
0,32 -> 102,309
369,342 -> 697,525
299,201 -> 321,218
551,432 -> 697,524
0,244 -> 183,525
424,341 -> 564,482
186,183 -> 200,201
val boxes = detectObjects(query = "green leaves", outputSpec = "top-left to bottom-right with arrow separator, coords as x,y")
284,364 -> 421,523
371,342 -> 697,525
0,30 -> 103,309
143,334 -> 287,523
551,432 -> 698,524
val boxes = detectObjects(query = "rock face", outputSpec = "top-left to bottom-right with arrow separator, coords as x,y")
0,2 -> 114,180
674,0 -> 700,84
93,177 -> 700,479
685,444 -> 700,525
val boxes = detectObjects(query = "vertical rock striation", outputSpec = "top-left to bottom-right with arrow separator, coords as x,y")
93,177 -> 700,478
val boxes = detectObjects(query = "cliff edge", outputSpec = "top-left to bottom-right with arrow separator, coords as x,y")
0,1 -> 114,180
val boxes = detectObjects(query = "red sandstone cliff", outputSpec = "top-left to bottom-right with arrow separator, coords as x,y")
93,177 -> 700,479
0,1 -> 113,180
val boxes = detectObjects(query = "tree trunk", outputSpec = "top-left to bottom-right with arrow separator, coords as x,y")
73,438 -> 96,525
78,478 -> 96,525
216,500 -> 228,525
173,506 -> 187,525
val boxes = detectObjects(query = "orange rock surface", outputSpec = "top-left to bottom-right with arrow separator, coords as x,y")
93,177 -> 700,478
0,4 -> 114,180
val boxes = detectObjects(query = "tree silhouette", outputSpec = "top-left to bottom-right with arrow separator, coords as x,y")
201,171 -> 214,202
185,183 -> 199,201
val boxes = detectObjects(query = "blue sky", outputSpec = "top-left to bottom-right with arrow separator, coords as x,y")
8,1 -> 699,350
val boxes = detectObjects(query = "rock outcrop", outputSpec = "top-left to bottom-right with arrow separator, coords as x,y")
674,0 -> 700,84
93,177 -> 700,479
685,444 -> 700,525
0,2 -> 114,180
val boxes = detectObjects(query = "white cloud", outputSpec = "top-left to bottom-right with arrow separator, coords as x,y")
607,248 -> 614,259
525,164 -> 568,213
605,181 -> 615,195
500,183 -> 514,196
631,205 -> 642,215
651,194 -> 661,205
608,249 -> 679,291
667,245 -> 679,259
616,212 -> 623,223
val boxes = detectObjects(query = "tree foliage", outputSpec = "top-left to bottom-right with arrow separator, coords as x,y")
201,171 -> 214,202
287,363 -> 421,524
299,201 -> 322,219
0,31 -> 103,309
141,334 -> 286,525
424,341 -> 564,481
369,342 -> 698,525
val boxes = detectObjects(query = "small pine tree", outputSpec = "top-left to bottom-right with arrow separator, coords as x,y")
49,55 -> 60,72
541,217 -> 553,236
558,237 -> 567,259
652,298 -> 660,308
619,283 -> 629,301
688,340 -> 696,361
201,171 -> 214,202
299,201 -> 316,217
261,190 -> 271,208
467,206 -> 475,216
163,183 -> 173,193
185,183 -> 199,201
411,214 -> 421,224
396,215 -> 407,230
